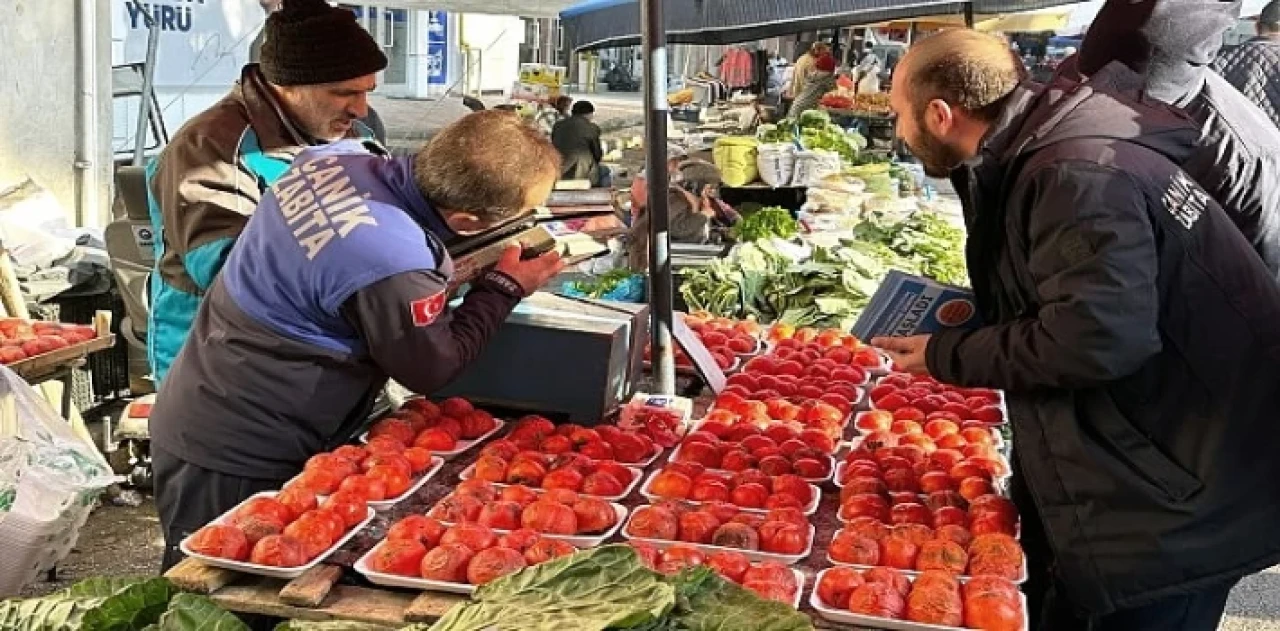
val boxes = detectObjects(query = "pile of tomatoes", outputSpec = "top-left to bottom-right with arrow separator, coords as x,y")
815,566 -> 1025,630
648,463 -> 818,513
500,415 -> 659,465
187,493 -> 367,568
368,397 -> 499,454
870,373 -> 1006,425
629,542 -> 800,605
293,442 -> 437,503
367,514 -> 577,585
674,424 -> 834,479
707,393 -> 847,445
829,517 -> 1024,580
429,480 -> 619,537
855,409 -> 1005,459
0,318 -> 99,364
626,500 -> 811,556
469,446 -> 637,498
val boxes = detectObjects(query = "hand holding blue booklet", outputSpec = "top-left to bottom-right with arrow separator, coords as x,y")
852,270 -> 982,340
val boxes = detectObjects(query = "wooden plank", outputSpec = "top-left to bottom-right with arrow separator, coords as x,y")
164,558 -> 240,594
404,591 -> 466,623
279,565 -> 343,608
211,579 -> 419,626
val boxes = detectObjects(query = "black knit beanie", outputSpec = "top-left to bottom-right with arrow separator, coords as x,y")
260,0 -> 387,86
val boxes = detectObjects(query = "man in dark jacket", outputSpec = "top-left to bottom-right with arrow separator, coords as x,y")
876,29 -> 1280,630
551,101 -> 611,187
1063,0 -> 1280,281
1215,0 -> 1280,128
149,111 -> 564,570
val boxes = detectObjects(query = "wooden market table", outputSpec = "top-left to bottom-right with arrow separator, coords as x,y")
9,333 -> 116,419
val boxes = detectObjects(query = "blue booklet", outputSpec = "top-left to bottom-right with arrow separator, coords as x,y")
852,270 -> 982,340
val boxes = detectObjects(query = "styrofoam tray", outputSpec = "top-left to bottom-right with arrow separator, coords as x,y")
287,456 -> 446,510
808,567 -> 1029,631
360,419 -> 506,460
639,469 -> 822,516
179,491 -> 374,580
686,417 -> 854,454
457,463 -> 644,502
850,412 -> 1006,449
353,544 -> 476,595
824,530 -> 1028,583
437,502 -> 628,548
840,435 -> 1013,483
620,509 -> 814,565
666,442 -> 835,485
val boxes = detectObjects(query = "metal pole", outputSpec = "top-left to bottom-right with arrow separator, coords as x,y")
76,0 -> 101,228
964,2 -> 975,27
642,0 -> 675,395
131,0 -> 160,167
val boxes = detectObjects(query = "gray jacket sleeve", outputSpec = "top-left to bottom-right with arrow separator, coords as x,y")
342,269 -> 523,395
926,162 -> 1163,391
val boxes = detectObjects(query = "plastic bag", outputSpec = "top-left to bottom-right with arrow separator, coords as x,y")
755,143 -> 796,188
712,136 -> 760,187
0,365 -> 114,596
791,150 -> 843,188
0,179 -> 77,269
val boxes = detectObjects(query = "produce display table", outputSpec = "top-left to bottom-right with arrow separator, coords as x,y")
12,334 -> 116,419
163,387 -> 879,630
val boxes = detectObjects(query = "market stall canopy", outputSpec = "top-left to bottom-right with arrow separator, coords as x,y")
560,0 -> 1084,49
378,0 -> 577,18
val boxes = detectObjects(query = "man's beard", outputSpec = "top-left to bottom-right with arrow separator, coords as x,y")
907,127 -> 966,179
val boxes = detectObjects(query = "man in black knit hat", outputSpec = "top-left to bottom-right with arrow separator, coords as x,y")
146,0 -> 388,388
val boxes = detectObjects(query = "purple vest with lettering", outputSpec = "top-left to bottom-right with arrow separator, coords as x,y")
221,140 -> 447,355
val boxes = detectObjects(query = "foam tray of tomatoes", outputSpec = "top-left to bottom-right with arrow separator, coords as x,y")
870,374 -> 1007,426
730,356 -> 868,407
697,406 -> 848,455
427,481 -> 627,548
354,515 -> 578,594
0,319 -> 102,365
627,542 -> 804,609
641,466 -> 822,516
622,501 -> 814,565
645,346 -> 742,374
835,434 -> 1012,493
826,521 -> 1027,583
287,446 -> 445,510
854,411 -> 1006,449
362,397 -> 505,460
457,451 -> 643,503
810,567 -> 1028,631
181,492 -> 374,579
670,425 -> 836,483
501,415 -> 664,466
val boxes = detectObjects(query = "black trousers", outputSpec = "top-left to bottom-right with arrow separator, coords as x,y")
152,445 -> 287,573
1011,455 -> 1238,631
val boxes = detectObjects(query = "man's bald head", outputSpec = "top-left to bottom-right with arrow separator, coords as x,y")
890,29 -> 1024,177
897,28 -> 1023,122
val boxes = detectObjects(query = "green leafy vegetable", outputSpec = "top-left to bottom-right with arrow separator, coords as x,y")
0,577 -> 177,631
850,210 -> 968,286
426,546 -> 676,631
651,567 -> 813,631
730,207 -> 799,243
274,621 -> 390,631
146,594 -> 248,631
566,269 -> 640,299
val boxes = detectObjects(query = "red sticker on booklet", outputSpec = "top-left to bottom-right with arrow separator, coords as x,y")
410,293 -> 447,327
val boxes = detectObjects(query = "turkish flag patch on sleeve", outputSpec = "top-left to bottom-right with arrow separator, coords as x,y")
410,292 -> 447,327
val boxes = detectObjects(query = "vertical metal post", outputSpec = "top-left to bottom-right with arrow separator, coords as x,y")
131,0 -> 160,167
964,2 -> 975,27
642,0 -> 675,395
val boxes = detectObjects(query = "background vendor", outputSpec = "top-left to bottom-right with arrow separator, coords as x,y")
149,111 -> 564,571
629,162 -> 739,269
